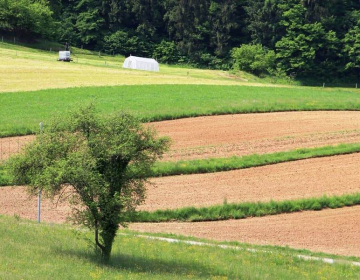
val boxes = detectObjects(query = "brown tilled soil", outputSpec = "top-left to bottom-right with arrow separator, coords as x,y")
149,111 -> 360,161
3,112 -> 360,162
0,135 -> 35,162
141,153 -> 360,211
0,186 -> 71,223
130,206 -> 360,257
2,153 -> 360,219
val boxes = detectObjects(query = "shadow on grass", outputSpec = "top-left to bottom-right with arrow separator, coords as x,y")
55,247 -> 226,279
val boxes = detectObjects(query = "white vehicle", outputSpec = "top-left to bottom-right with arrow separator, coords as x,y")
58,51 -> 72,62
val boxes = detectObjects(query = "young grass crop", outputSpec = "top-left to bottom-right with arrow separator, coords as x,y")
151,143 -> 360,177
1,215 -> 359,279
1,84 -> 360,137
130,193 -> 360,222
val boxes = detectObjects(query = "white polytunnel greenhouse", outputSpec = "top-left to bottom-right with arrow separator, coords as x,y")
122,55 -> 160,72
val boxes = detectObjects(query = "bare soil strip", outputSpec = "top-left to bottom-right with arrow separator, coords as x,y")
0,135 -> 35,162
130,206 -> 360,257
149,111 -> 360,161
0,186 -> 70,223
2,112 -> 360,162
141,153 -> 360,211
2,153 -> 360,215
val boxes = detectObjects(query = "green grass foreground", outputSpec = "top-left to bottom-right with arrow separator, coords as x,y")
1,84 -> 360,137
1,216 -> 359,279
152,143 -> 360,177
131,193 -> 360,222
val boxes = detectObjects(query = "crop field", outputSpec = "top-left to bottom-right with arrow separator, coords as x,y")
2,41 -> 360,276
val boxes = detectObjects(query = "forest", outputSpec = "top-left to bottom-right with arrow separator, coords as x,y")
1,0 -> 360,80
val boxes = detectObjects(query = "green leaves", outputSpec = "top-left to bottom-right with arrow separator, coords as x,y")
0,0 -> 54,38
7,104 -> 169,260
231,44 -> 276,76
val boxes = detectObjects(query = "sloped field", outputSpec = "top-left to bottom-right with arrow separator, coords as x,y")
130,206 -> 360,257
3,111 -> 360,162
150,111 -> 360,161
142,153 -> 360,210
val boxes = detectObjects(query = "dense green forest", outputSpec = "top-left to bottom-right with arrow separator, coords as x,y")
1,0 -> 360,80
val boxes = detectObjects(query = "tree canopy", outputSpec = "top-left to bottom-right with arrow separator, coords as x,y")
7,105 -> 170,260
1,0 -> 360,79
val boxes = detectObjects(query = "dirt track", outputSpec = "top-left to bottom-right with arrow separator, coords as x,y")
130,206 -> 360,257
150,111 -> 360,161
141,153 -> 360,211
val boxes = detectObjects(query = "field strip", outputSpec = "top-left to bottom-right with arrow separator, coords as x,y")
130,206 -> 360,257
0,186 -> 70,223
2,152 -> 360,214
0,135 -> 35,162
123,233 -> 360,267
0,53 -> 247,93
150,111 -> 360,161
3,111 -> 360,162
141,153 -> 360,211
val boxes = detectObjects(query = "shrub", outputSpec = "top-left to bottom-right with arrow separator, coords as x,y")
231,44 -> 276,76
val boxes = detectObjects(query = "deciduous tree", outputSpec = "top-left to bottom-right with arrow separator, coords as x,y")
8,105 -> 170,261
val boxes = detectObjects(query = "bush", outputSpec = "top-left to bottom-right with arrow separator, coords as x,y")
231,44 -> 276,76
152,40 -> 181,64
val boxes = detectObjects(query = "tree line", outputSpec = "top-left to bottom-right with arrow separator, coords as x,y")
1,0 -> 360,80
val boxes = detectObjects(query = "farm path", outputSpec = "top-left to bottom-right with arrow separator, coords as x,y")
130,206 -> 360,257
2,111 -> 360,162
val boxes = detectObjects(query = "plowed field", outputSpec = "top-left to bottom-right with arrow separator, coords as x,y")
0,186 -> 70,223
141,153 -> 360,211
2,153 -> 360,218
2,111 -> 360,257
130,206 -> 360,257
150,111 -> 360,161
2,111 -> 360,162
0,135 -> 35,162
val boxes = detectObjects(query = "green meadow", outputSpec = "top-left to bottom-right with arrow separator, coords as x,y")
1,84 -> 360,137
1,215 -> 359,280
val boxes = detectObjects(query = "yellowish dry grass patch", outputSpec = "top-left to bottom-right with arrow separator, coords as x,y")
0,45 -> 282,93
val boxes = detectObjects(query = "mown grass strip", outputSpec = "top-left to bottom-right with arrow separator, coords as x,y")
152,143 -> 360,177
2,84 -> 360,137
130,193 -> 360,223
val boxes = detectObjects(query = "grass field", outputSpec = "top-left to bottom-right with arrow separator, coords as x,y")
1,84 -> 360,137
1,215 -> 359,280
0,42 -> 259,93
